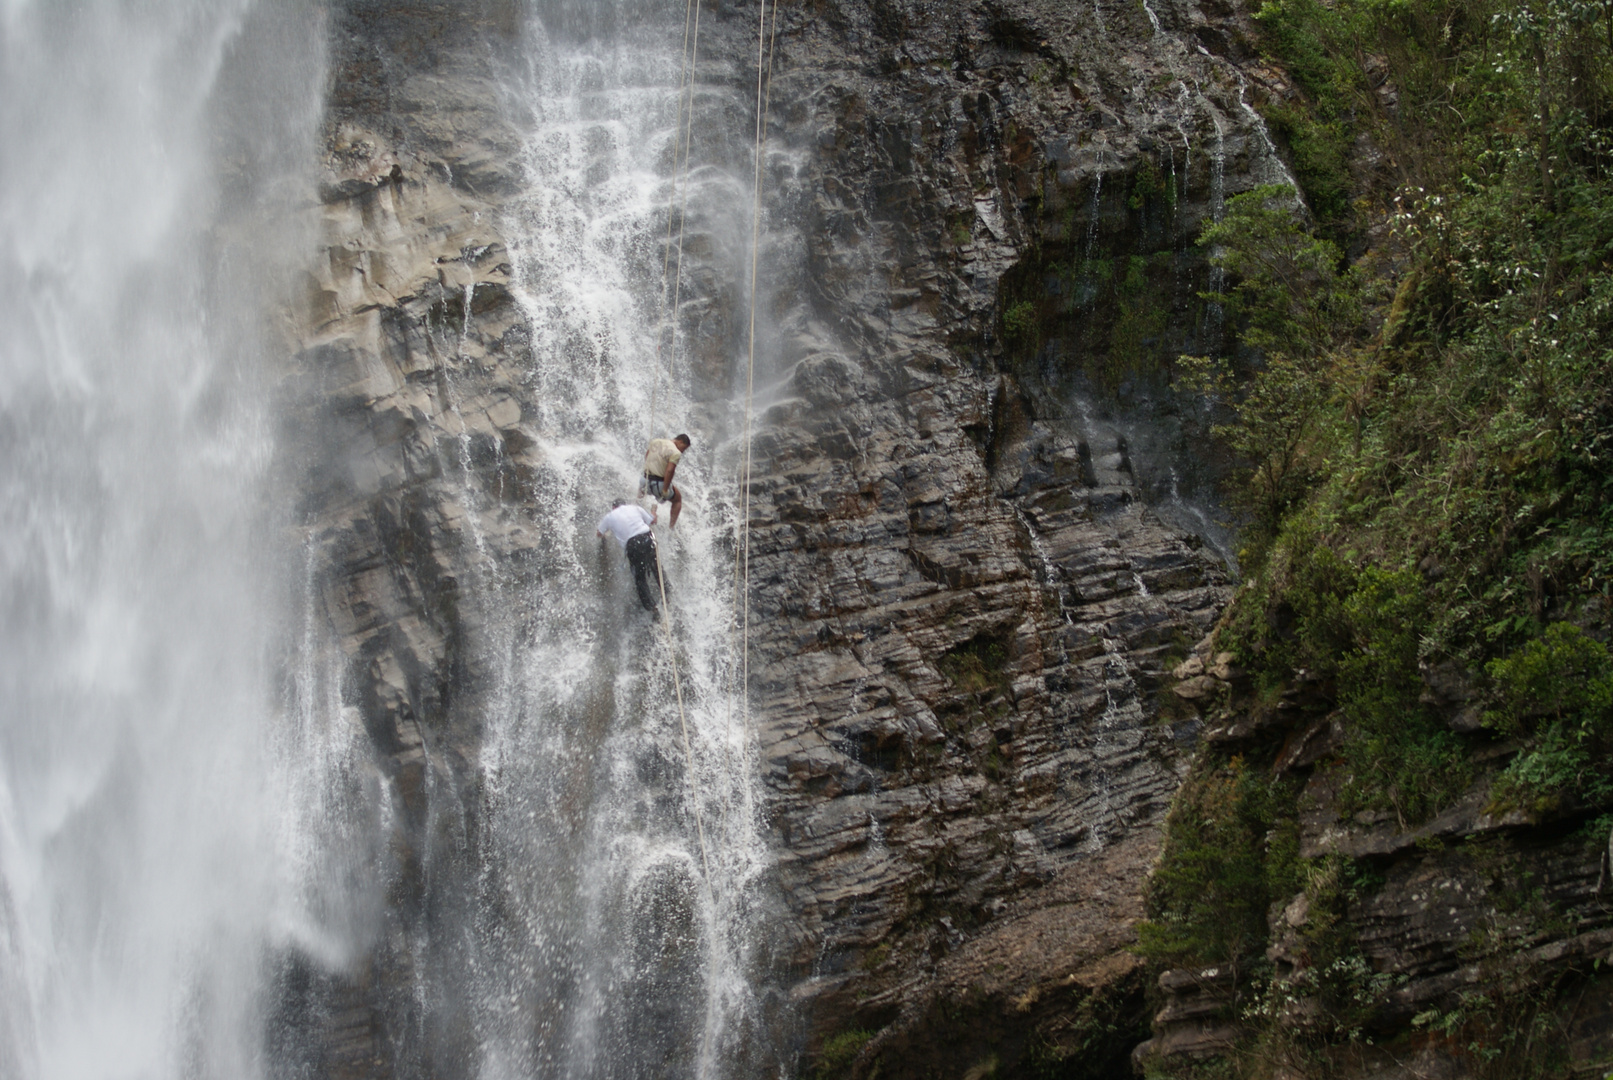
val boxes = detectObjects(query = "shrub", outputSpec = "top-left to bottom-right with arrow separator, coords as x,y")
1137,755 -> 1301,965
1487,623 -> 1613,811
1002,299 -> 1039,348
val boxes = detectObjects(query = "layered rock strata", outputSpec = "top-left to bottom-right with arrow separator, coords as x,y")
278,0 -> 1296,1074
691,0 -> 1273,1069
1136,655 -> 1613,1079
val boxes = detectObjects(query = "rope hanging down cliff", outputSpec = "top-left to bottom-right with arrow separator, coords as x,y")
642,0 -> 779,892
646,0 -> 710,889
650,0 -> 702,440
731,0 -> 779,751
711,0 -> 780,844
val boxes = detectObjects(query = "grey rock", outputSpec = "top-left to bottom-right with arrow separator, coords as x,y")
1272,711 -> 1345,776
1132,965 -> 1246,1070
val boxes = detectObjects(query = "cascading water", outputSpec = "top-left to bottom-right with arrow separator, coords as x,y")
0,4 -> 354,1080
433,7 -> 781,1079
3,0 -> 783,1073
1141,0 -> 1162,37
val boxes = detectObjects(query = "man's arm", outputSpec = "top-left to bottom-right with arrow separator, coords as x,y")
662,459 -> 678,487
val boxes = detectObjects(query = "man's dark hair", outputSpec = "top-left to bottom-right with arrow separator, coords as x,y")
611,498 -> 626,508
674,433 -> 691,447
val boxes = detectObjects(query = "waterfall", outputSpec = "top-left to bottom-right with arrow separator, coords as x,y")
1142,0 -> 1163,36
0,3 -> 338,1080
2,0 -> 780,1075
443,7 -> 778,1079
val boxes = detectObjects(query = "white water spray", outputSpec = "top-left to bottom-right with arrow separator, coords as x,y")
0,4 -> 342,1079
458,11 -> 778,1079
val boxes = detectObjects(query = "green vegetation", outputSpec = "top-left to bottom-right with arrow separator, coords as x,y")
815,1029 -> 875,1080
938,634 -> 1013,780
938,635 -> 1010,695
997,158 -> 1186,396
1179,184 -> 1365,532
1140,0 -> 1613,1071
1022,980 -> 1153,1079
997,245 -> 1180,392
1128,158 -> 1176,211
1486,622 -> 1613,810
1192,0 -> 1613,811
1218,541 -> 1474,822
1137,754 -> 1301,965
1405,985 -> 1577,1079
1109,254 -> 1171,382
1001,299 -> 1039,349
1250,0 -> 1363,238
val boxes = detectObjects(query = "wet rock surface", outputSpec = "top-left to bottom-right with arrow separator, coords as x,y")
277,0 -> 1292,1075
278,3 -> 541,1072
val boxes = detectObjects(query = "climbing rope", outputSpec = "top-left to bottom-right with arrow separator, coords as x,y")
638,0 -> 780,896
650,0 -> 703,444
644,0 -> 712,889
730,0 -> 779,749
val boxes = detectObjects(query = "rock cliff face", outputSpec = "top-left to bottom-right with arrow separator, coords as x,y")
1134,656 -> 1613,1079
279,5 -> 536,1074
281,0 -> 1294,1075
736,5 -> 1268,1069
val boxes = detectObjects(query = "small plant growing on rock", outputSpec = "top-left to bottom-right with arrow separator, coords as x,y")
814,1029 -> 875,1080
938,635 -> 1010,697
1001,299 -> 1039,350
1136,753 -> 1302,965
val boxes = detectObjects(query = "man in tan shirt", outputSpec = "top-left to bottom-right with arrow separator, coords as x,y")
641,433 -> 691,528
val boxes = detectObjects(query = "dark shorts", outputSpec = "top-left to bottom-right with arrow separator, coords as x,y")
643,474 -> 671,501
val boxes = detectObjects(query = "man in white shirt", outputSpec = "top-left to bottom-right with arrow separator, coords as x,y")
596,498 -> 665,614
641,433 -> 691,528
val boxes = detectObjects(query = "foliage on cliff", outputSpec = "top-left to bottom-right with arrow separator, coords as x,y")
1142,0 -> 1613,1071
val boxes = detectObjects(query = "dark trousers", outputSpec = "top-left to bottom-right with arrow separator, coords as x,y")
624,532 -> 664,613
